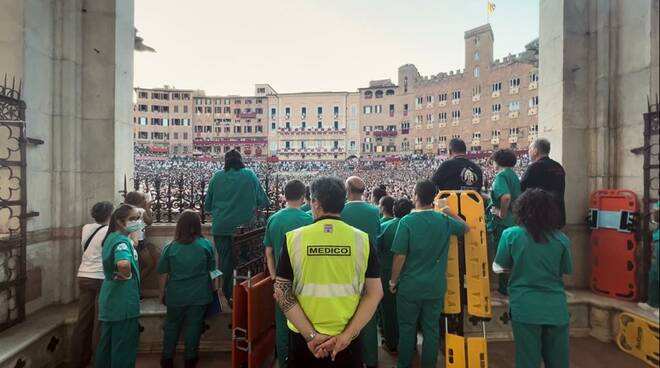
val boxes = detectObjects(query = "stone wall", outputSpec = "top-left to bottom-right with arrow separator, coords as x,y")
0,0 -> 135,315
539,0 -> 660,288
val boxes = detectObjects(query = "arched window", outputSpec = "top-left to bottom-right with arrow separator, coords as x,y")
386,89 -> 395,96
364,91 -> 373,99
474,51 -> 480,61
375,90 -> 384,98
474,67 -> 480,79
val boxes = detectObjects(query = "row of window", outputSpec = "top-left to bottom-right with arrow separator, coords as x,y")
135,117 -> 192,126
274,121 -> 342,130
136,104 -> 189,114
137,91 -> 192,101
194,98 -> 264,106
363,89 -> 396,99
282,141 -> 343,149
195,106 -> 264,115
410,126 -> 537,144
273,106 -> 343,118
194,125 -> 265,134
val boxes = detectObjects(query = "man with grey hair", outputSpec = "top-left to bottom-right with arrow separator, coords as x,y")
521,138 -> 566,227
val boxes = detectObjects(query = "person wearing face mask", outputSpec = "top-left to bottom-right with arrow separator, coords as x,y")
96,204 -> 144,368
124,191 -> 156,283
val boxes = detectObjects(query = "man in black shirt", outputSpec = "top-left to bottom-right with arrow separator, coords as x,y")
431,138 -> 484,191
521,138 -> 567,227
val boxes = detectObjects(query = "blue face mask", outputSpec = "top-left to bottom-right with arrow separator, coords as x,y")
125,219 -> 145,233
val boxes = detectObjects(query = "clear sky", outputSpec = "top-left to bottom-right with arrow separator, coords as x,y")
134,0 -> 538,95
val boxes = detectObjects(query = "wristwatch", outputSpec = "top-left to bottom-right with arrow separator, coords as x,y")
305,331 -> 317,342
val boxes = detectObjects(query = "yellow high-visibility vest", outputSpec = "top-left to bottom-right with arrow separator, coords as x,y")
286,218 -> 370,336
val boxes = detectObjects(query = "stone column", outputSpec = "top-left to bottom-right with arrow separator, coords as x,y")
539,0 -> 659,288
0,0 -> 134,311
0,0 -> 24,79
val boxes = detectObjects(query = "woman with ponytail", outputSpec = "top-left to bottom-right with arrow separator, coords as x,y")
95,204 -> 144,368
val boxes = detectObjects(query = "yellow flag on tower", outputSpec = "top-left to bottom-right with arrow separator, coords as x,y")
487,1 -> 496,14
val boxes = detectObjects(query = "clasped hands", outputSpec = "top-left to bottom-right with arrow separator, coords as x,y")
306,331 -> 354,361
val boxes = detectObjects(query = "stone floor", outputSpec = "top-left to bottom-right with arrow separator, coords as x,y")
135,336 -> 646,367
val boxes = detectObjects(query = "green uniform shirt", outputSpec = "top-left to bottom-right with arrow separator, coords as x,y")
204,168 -> 270,236
488,168 -> 522,230
341,201 -> 381,246
380,216 -> 394,224
300,203 -> 311,212
495,226 -> 573,325
263,207 -> 313,263
391,210 -> 467,300
157,237 -> 215,307
98,232 -> 140,322
377,218 -> 399,275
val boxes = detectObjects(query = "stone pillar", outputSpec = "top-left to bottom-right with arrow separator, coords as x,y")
539,0 -> 659,288
0,0 -> 134,312
0,0 -> 24,79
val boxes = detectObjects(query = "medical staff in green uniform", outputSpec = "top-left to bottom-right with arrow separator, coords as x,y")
299,186 -> 312,213
390,180 -> 468,368
96,204 -> 143,368
494,188 -> 572,368
264,180 -> 313,368
379,196 -> 395,224
487,149 -> 521,295
158,210 -> 216,368
204,149 -> 270,303
341,176 -> 381,368
377,198 -> 413,354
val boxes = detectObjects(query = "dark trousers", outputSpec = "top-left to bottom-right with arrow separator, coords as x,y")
288,331 -> 362,368
69,277 -> 103,368
162,305 -> 206,360
214,235 -> 234,301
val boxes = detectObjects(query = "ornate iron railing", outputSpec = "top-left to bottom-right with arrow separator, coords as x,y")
0,77 -> 27,332
233,227 -> 267,278
125,171 -> 282,226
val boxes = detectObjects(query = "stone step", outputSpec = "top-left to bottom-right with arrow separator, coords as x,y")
137,298 -> 234,354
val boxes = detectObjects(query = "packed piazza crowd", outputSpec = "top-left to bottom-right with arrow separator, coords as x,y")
134,146 -> 532,204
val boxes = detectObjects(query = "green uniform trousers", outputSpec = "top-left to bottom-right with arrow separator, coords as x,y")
490,227 -> 509,295
648,269 -> 659,308
95,318 -> 139,368
162,305 -> 206,360
275,304 -> 288,368
511,321 -> 569,368
360,314 -> 379,366
396,295 -> 443,368
214,235 -> 234,300
380,273 -> 398,350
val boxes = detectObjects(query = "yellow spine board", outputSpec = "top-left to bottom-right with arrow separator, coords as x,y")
460,191 -> 492,319
446,333 -> 467,368
616,312 -> 660,367
437,191 -> 461,314
467,336 -> 488,368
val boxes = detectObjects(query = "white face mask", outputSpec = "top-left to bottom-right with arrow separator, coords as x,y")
125,219 -> 145,233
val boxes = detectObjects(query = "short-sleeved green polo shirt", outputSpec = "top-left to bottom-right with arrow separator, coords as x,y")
263,207 -> 313,263
341,201 -> 381,246
391,210 -> 466,300
377,218 -> 399,274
